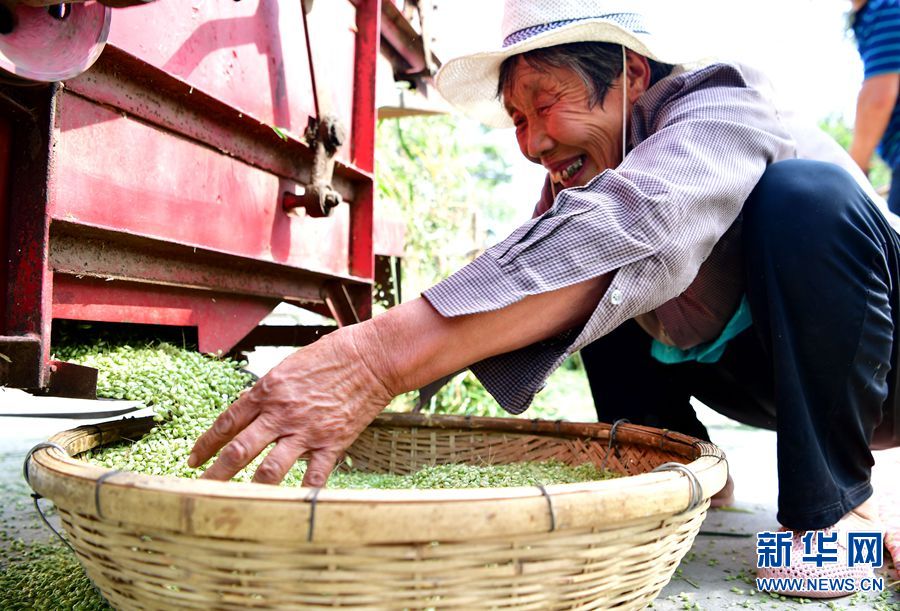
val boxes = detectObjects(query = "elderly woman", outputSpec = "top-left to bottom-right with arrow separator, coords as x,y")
189,0 -> 898,597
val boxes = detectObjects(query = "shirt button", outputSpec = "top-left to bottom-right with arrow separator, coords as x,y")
610,288 -> 623,305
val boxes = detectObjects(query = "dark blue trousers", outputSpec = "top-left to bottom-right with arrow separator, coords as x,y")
888,166 -> 900,216
582,160 -> 898,531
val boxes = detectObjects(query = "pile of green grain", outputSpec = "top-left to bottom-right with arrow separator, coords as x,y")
0,542 -> 109,611
65,340 -> 616,488
57,340 -> 255,480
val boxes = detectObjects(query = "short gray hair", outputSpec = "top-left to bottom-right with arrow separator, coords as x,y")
497,42 -> 674,108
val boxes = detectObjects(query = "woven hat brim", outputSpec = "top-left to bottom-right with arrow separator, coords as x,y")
435,20 -> 706,128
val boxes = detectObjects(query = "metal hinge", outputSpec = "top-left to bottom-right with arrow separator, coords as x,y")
283,114 -> 346,217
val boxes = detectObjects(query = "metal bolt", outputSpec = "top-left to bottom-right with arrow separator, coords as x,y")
47,4 -> 71,21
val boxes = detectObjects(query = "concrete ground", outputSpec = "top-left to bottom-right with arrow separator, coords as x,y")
654,403 -> 900,610
0,398 -> 156,553
1,394 -> 898,610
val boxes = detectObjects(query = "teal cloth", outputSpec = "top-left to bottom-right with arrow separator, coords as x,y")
650,296 -> 752,364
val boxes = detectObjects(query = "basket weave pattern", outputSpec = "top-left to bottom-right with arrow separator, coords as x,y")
28,414 -> 727,610
346,426 -> 685,476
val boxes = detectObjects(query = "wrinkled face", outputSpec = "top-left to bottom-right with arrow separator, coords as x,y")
502,53 -> 650,189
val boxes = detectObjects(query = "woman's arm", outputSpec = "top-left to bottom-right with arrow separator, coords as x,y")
189,277 -> 608,486
850,73 -> 900,174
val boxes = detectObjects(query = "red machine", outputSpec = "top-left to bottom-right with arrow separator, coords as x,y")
0,0 -> 426,393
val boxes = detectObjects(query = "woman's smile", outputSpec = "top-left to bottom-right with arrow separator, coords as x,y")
549,155 -> 586,186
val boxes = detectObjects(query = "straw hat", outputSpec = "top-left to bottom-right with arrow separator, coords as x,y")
435,0 -> 707,127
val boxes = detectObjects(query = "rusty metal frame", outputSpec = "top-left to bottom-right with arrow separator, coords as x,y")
379,0 -> 439,85
48,221 -> 369,304
47,360 -> 98,399
0,82 -> 57,389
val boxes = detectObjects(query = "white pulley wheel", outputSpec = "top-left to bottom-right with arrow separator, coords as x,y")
0,1 -> 111,83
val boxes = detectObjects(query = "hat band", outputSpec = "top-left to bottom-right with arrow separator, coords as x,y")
502,13 -> 649,48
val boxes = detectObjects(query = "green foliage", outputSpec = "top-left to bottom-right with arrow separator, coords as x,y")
820,114 -> 853,149
819,114 -> 892,190
410,371 -> 519,419
377,115 -> 515,418
375,115 -> 513,296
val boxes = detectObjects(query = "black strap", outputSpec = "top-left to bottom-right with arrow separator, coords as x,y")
23,442 -> 76,553
306,487 -> 322,542
651,462 -> 704,514
536,484 -> 557,532
600,418 -> 630,471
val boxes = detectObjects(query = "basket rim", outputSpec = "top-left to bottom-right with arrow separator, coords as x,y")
27,413 -> 728,544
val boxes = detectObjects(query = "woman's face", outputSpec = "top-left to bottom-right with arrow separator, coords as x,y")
502,51 -> 650,189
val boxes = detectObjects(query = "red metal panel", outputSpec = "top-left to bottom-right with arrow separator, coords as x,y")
107,1 -> 312,135
350,182 -> 375,282
349,0 -> 380,283
46,221 -> 372,309
63,49 -> 366,203
352,0 -> 379,173
52,275 -> 278,355
51,91 -> 352,278
106,0 -> 361,166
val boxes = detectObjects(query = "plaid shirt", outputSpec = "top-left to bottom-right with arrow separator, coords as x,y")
421,62 -> 880,413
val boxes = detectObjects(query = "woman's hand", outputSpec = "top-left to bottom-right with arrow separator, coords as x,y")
188,325 -> 394,486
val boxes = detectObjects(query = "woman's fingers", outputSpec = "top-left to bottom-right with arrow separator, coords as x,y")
199,419 -> 274,481
252,437 -> 307,485
188,392 -> 260,468
302,448 -> 342,488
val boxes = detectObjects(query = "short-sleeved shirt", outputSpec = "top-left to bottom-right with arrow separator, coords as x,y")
853,0 -> 900,168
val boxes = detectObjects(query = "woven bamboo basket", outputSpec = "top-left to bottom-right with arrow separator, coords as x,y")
25,413 -> 728,610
